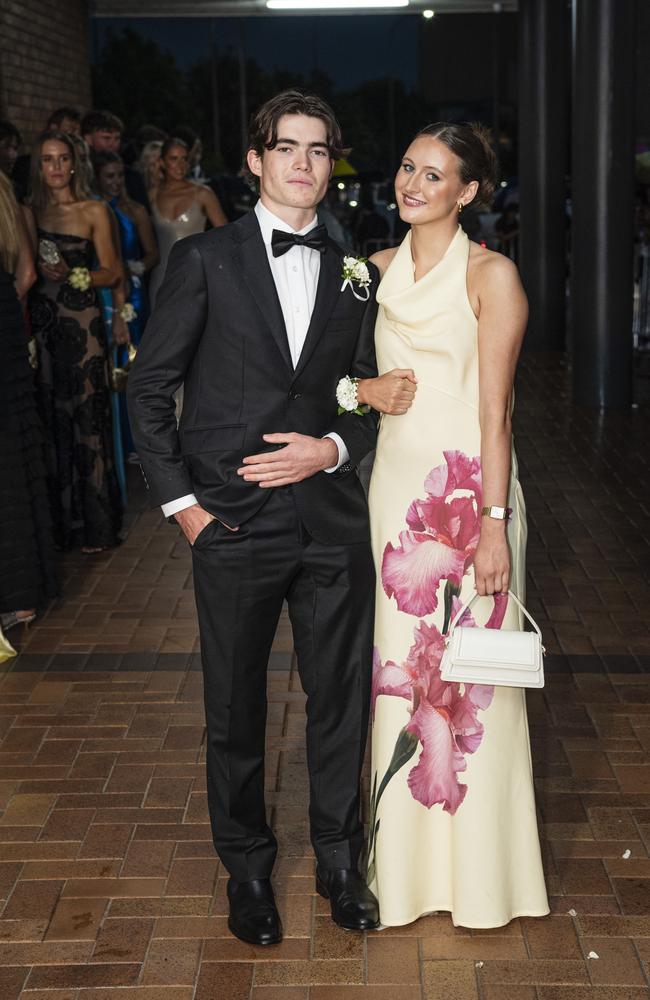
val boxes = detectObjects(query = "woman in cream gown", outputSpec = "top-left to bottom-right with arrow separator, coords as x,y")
357,123 -> 548,929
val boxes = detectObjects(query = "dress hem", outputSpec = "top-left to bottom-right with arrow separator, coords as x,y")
375,905 -> 551,930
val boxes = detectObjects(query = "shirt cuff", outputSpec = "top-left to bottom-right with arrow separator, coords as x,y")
322,433 -> 350,473
161,494 -> 198,518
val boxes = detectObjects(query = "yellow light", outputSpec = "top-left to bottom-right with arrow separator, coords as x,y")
423,8 -> 435,17
337,182 -> 345,190
349,200 -> 358,207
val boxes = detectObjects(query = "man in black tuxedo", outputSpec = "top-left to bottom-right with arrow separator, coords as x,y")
128,90 -> 380,945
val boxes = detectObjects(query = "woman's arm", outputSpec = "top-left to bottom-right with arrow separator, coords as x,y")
106,205 -> 130,345
88,200 -> 121,289
14,205 -> 37,301
21,204 -> 37,255
198,186 -> 228,228
472,253 -> 528,596
354,245 -> 418,415
131,203 -> 159,273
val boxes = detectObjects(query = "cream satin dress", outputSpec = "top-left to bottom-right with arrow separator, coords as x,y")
367,226 -> 549,928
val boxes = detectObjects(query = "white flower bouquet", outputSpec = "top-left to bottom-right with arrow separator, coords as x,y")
68,267 -> 92,291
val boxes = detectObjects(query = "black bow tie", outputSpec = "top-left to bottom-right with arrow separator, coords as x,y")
271,224 -> 328,257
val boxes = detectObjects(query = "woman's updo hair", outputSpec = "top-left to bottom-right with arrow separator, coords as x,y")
414,121 -> 498,206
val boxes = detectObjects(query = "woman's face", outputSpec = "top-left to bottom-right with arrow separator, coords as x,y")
162,144 -> 189,181
99,162 -> 124,199
39,139 -> 74,191
394,135 -> 477,226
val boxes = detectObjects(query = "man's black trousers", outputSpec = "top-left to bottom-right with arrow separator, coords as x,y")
191,486 -> 375,882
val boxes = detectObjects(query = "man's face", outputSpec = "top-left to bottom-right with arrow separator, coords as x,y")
247,114 -> 333,216
0,136 -> 19,175
86,129 -> 121,153
57,117 -> 80,136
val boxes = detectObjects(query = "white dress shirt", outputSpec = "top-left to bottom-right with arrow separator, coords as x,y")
161,200 -> 349,519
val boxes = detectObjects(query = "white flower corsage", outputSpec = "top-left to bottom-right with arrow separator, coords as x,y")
117,302 -> 137,323
341,255 -> 371,301
127,259 -> 146,277
336,375 -> 369,416
68,267 -> 92,291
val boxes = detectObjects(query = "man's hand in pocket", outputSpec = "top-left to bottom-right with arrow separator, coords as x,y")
175,504 -> 216,546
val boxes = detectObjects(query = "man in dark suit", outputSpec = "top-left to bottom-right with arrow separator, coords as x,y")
128,90 -> 380,946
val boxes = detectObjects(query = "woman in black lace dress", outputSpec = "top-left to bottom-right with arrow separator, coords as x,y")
28,130 -> 123,552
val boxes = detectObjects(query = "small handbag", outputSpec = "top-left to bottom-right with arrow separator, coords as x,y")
440,590 -> 545,689
109,341 -> 137,393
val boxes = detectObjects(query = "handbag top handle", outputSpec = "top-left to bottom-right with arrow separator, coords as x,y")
447,590 -> 543,638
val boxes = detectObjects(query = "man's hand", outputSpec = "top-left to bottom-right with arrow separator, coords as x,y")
175,503 -> 216,545
238,433 -> 338,488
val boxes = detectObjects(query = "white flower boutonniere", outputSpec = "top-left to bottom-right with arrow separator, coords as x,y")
68,266 -> 92,291
341,255 -> 371,301
336,375 -> 370,416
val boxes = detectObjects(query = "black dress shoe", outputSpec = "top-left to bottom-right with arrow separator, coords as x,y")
316,866 -> 380,931
227,877 -> 283,946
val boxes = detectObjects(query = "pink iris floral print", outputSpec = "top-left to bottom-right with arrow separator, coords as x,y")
382,450 -> 482,617
370,450 -> 508,821
372,595 -> 507,815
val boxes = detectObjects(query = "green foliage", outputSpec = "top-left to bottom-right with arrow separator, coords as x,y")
92,28 -> 191,135
92,27 -> 442,175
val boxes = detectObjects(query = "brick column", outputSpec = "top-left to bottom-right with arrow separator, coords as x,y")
0,0 -> 92,145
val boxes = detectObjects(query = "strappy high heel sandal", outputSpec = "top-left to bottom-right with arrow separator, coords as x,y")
0,610 -> 37,632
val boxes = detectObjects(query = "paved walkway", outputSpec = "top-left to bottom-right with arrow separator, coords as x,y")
2,354 -> 650,999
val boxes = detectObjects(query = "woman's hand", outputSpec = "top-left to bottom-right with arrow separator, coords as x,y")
38,258 -> 70,283
112,314 -> 130,346
473,521 -> 510,596
357,369 -> 417,415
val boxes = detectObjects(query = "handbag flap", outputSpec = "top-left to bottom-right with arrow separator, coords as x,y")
454,627 -> 540,670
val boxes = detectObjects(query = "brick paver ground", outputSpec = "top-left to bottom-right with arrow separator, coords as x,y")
2,353 -> 650,999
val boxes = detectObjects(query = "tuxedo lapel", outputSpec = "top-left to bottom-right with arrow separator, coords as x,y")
292,244 -> 341,380
232,214 -> 293,372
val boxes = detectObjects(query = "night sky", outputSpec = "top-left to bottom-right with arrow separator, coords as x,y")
93,14 -> 421,90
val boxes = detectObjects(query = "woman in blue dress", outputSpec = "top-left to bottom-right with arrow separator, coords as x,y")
94,151 -> 159,458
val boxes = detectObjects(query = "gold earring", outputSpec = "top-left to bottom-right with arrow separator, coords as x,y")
457,202 -> 463,214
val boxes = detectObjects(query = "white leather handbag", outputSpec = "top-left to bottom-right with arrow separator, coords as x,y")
440,590 -> 545,689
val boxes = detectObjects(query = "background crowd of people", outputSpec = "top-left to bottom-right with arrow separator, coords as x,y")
0,107 -> 233,639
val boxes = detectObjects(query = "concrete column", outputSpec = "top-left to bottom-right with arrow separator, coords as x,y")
571,0 -> 637,407
518,0 -> 568,351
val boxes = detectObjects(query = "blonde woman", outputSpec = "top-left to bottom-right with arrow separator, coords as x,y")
0,172 -> 57,632
148,137 -> 227,308
28,129 -> 123,552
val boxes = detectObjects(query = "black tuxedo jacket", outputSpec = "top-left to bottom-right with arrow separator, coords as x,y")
127,209 -> 379,544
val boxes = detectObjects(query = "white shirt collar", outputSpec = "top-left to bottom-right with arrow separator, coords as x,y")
255,199 -> 318,246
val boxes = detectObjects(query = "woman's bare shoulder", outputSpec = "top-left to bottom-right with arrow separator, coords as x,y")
469,241 -> 518,279
369,245 -> 399,278
468,241 -> 523,296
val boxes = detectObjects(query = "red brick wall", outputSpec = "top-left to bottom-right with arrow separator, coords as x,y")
0,0 -> 92,146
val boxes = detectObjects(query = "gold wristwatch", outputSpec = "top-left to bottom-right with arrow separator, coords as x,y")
481,506 -> 512,520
